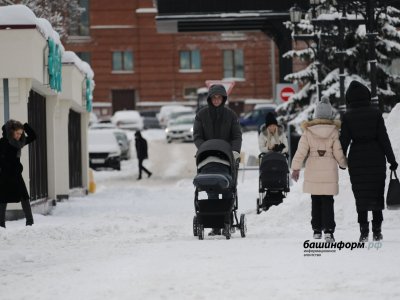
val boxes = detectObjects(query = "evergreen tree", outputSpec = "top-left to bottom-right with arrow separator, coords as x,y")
282,2 -> 400,116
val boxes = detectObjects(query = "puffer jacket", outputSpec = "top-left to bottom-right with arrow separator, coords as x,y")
258,124 -> 288,154
291,119 -> 347,196
193,84 -> 242,153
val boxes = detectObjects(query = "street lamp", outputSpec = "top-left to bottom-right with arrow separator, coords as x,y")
289,4 -> 302,24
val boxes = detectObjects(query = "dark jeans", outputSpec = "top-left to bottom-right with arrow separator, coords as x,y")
0,199 -> 34,228
311,195 -> 336,233
357,210 -> 383,229
138,159 -> 151,178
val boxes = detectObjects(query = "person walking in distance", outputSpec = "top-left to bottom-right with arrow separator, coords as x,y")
0,120 -> 37,228
340,80 -> 398,242
135,130 -> 152,180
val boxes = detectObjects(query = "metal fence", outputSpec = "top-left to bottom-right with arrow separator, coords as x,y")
28,90 -> 48,201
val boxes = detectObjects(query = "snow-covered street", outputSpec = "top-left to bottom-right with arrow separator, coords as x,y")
2,120 -> 400,300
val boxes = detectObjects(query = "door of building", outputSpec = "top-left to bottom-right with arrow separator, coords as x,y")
112,89 -> 135,113
28,90 -> 48,201
68,110 -> 82,188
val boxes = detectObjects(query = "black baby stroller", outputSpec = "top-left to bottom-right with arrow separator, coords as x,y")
257,151 -> 290,214
192,139 -> 247,240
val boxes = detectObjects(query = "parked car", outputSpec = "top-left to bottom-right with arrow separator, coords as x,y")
88,129 -> 122,170
113,130 -> 131,160
157,105 -> 193,128
240,104 -> 277,132
89,112 -> 99,126
90,123 -> 118,130
165,114 -> 195,143
140,110 -> 160,129
111,110 -> 144,131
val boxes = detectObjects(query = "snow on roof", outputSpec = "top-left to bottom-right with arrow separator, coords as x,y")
0,4 -> 36,25
136,8 -> 158,14
62,51 -> 94,79
0,5 -> 64,53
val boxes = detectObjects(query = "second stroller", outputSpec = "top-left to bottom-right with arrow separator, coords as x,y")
257,151 -> 290,214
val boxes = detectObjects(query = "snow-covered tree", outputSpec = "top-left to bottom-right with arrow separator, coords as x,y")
5,0 -> 83,39
282,1 -> 400,116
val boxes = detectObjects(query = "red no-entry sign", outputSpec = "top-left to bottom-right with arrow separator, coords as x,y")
280,86 -> 295,102
276,83 -> 298,103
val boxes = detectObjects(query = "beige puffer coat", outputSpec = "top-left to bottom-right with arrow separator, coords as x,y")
291,119 -> 347,196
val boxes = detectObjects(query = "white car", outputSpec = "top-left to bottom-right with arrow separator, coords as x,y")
157,105 -> 193,128
165,114 -> 195,143
88,129 -> 122,170
111,110 -> 144,131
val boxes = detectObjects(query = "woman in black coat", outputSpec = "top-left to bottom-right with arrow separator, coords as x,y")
340,80 -> 398,242
135,130 -> 152,180
0,120 -> 37,228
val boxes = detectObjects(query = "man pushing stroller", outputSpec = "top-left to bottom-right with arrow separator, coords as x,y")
193,84 -> 242,236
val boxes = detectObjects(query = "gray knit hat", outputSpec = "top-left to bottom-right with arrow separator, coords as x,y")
314,96 -> 334,120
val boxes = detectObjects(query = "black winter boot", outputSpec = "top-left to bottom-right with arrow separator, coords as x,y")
372,222 -> 383,241
359,222 -> 369,242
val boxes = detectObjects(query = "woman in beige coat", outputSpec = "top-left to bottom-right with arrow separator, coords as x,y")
291,97 -> 347,242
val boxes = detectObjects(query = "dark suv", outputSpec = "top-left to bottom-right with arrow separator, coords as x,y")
240,105 -> 277,132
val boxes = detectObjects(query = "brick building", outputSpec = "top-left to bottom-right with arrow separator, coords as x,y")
66,0 -> 279,117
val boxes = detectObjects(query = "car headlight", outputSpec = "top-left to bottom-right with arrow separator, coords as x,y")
108,151 -> 120,157
165,128 -> 169,133
190,127 -> 193,133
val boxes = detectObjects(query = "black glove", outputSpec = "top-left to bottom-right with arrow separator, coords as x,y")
273,143 -> 285,152
277,143 -> 286,152
390,162 -> 398,171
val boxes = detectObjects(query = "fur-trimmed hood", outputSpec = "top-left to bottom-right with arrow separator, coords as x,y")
260,124 -> 285,137
301,119 -> 341,139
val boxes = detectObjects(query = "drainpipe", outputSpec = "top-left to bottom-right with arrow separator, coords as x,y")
3,78 -> 9,122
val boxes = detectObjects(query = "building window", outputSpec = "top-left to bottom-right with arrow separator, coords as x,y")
112,51 -> 134,71
76,52 -> 91,64
183,87 -> 198,100
70,0 -> 90,36
223,49 -> 244,78
179,50 -> 201,70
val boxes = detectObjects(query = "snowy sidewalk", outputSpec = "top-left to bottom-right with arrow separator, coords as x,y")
1,129 -> 400,300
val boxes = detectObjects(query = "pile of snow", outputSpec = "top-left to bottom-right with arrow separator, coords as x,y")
0,5 -> 64,53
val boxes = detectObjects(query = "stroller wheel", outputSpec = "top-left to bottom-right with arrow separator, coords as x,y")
193,215 -> 198,236
240,214 -> 247,238
198,224 -> 204,240
256,198 -> 261,215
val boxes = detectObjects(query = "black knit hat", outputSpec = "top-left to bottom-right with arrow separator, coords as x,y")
265,112 -> 278,128
346,80 -> 371,104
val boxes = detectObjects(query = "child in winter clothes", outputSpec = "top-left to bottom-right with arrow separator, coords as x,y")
291,97 -> 347,242
258,112 -> 288,155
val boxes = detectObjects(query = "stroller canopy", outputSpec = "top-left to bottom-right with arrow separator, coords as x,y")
196,139 -> 235,174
